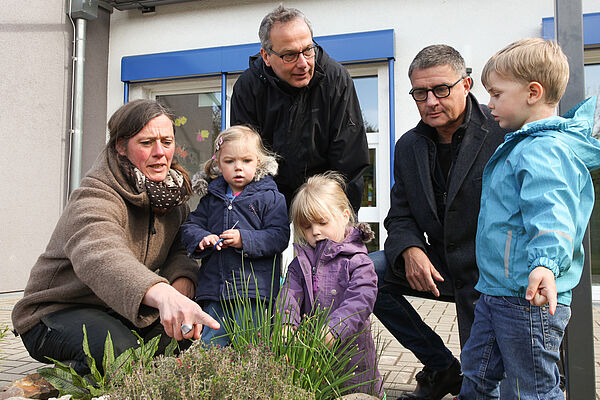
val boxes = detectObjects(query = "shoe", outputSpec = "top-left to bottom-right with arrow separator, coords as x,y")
397,359 -> 462,400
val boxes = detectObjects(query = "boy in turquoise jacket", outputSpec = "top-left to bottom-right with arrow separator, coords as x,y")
458,38 -> 600,399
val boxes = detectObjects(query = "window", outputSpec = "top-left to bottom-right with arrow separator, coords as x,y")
120,30 -> 395,278
128,77 -> 233,209
585,64 -> 600,97
348,64 -> 391,251
584,48 -> 600,283
156,92 -> 221,208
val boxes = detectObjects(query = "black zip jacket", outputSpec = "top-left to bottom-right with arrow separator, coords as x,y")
230,47 -> 369,212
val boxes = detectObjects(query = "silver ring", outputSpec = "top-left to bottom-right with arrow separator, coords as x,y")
181,323 -> 193,335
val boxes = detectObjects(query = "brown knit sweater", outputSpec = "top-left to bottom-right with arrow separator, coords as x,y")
12,147 -> 199,334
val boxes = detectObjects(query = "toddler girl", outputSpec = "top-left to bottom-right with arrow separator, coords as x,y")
180,125 -> 290,347
278,172 -> 382,396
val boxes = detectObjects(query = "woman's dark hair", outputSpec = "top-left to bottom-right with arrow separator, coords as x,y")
108,99 -> 175,148
108,99 -> 191,192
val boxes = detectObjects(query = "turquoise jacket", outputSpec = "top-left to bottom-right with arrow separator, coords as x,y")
475,96 -> 600,305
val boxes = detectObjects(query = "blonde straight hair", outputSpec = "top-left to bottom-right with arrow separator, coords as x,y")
290,171 -> 355,244
481,38 -> 569,105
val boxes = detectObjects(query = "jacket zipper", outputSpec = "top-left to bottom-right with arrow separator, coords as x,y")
312,243 -> 329,292
221,197 -> 235,287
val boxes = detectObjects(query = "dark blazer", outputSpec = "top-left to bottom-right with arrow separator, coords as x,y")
383,93 -> 506,344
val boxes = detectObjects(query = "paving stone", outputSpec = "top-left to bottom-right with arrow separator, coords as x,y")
2,293 -> 600,396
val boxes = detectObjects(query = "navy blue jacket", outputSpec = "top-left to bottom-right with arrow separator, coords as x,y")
180,175 -> 290,301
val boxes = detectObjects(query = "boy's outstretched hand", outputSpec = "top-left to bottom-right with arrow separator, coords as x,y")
526,266 -> 557,315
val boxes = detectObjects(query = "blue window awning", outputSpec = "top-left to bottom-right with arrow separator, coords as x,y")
121,29 -> 394,82
542,12 -> 600,46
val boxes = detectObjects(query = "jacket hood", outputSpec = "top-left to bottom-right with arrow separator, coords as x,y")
293,223 -> 374,262
248,47 -> 327,92
191,155 -> 279,198
507,96 -> 600,172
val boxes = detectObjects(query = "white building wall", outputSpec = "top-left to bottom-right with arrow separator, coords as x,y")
4,0 -> 597,292
106,0 -> 575,133
1,1 -> 71,292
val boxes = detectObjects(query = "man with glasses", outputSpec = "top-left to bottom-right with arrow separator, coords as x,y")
231,5 -> 369,212
371,45 -> 506,400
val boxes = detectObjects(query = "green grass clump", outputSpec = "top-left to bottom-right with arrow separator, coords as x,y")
218,266 -> 382,399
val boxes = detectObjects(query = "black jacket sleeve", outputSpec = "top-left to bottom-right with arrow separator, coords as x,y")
231,71 -> 259,128
383,136 -> 428,273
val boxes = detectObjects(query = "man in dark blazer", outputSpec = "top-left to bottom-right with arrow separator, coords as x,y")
372,45 -> 506,400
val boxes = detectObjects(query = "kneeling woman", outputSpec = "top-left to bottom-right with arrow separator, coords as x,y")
12,99 -> 219,374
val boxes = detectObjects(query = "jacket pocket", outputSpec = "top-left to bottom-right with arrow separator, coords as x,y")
503,228 -> 522,280
501,227 -> 524,286
336,262 -> 351,290
542,304 -> 570,352
503,230 -> 513,279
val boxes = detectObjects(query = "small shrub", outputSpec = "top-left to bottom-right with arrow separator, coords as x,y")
110,341 -> 314,399
38,325 -> 175,400
36,255 -> 386,399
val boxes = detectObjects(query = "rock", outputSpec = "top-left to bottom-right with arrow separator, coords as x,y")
0,386 -> 25,400
337,394 -> 380,400
2,373 -> 58,399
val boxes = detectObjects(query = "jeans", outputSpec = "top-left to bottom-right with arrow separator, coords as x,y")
459,294 -> 570,400
199,299 -> 259,347
370,250 -> 457,371
20,307 -> 186,375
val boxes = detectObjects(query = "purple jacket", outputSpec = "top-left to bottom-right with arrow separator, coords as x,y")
279,226 -> 382,395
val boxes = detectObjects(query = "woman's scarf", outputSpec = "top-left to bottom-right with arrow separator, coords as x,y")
118,156 -> 188,214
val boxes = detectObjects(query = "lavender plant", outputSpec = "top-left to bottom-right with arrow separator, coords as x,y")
110,342 -> 313,399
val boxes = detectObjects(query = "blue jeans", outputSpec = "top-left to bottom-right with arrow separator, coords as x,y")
199,299 -> 259,347
370,250 -> 457,371
459,294 -> 570,400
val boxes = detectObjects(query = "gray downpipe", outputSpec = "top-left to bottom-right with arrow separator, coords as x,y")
70,17 -> 86,193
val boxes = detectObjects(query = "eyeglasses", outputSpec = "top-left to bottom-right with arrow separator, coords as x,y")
409,77 -> 465,101
269,42 -> 318,64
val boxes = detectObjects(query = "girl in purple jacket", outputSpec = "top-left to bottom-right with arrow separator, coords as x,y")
279,172 -> 383,396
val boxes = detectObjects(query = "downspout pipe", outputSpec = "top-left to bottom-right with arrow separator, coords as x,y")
68,0 -> 98,194
70,17 -> 87,193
